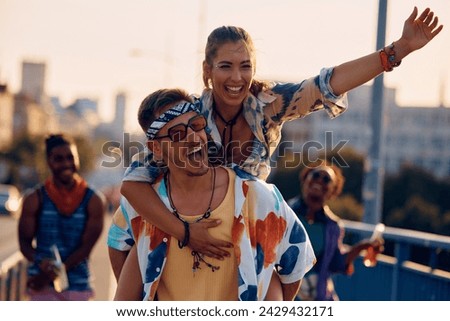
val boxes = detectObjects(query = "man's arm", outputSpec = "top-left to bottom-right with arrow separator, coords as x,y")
114,245 -> 142,300
108,247 -> 129,282
266,272 -> 301,301
107,205 -> 135,281
281,280 -> 301,301
18,190 -> 40,262
18,189 -> 59,289
265,271 -> 283,301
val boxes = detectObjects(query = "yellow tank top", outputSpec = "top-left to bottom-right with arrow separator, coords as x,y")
157,169 -> 238,300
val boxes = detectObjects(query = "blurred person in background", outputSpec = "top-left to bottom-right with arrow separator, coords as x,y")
18,134 -> 106,300
288,160 -> 383,301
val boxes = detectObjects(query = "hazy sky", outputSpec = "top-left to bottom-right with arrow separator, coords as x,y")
1,0 -> 449,131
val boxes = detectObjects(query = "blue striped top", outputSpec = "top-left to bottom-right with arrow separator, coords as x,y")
28,185 -> 94,291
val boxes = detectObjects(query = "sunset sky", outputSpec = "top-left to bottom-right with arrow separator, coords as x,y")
1,0 -> 449,131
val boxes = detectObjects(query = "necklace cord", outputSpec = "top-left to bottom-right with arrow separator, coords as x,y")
165,167 -> 216,223
213,102 -> 243,165
164,167 -> 220,272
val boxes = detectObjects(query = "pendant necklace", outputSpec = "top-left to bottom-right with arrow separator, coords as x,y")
213,101 -> 243,165
165,167 -> 220,273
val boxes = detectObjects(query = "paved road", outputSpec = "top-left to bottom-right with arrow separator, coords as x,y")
0,215 -> 20,262
90,214 -> 116,300
0,214 -> 116,301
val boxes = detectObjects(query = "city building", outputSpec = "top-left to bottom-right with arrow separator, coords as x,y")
95,91 -> 127,141
12,61 -> 59,138
20,61 -> 46,104
281,85 -> 450,178
0,84 -> 14,150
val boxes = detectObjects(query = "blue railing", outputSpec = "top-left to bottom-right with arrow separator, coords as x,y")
1,221 -> 449,301
0,252 -> 28,301
334,220 -> 450,301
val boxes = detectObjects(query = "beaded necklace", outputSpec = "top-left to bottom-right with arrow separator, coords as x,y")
165,167 -> 220,273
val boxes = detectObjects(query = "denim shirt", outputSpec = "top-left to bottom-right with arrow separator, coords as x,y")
122,67 -> 347,183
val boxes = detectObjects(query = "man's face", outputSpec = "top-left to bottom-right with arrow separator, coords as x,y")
47,143 -> 79,184
302,166 -> 337,205
153,111 -> 209,176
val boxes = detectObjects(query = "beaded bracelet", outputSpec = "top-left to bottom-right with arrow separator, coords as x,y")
379,42 -> 402,72
178,220 -> 190,249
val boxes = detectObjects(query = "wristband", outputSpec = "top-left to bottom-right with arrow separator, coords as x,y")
379,42 -> 402,72
178,220 -> 190,249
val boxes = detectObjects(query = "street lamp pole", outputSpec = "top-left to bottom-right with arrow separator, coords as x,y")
363,0 -> 388,224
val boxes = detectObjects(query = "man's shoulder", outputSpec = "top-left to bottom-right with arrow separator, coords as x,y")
237,174 -> 276,192
23,183 -> 43,198
323,205 -> 342,224
21,184 -> 43,210
287,196 -> 301,208
236,175 -> 284,204
87,187 -> 106,204
81,181 -> 101,198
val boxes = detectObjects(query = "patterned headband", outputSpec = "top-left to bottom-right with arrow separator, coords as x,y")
146,101 -> 200,139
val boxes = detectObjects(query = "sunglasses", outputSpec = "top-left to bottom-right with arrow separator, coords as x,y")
308,170 -> 332,184
155,114 -> 207,142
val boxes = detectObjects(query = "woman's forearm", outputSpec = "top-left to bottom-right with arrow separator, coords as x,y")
330,38 -> 411,96
121,181 -> 185,240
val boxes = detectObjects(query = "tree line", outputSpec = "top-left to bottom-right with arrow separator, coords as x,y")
268,147 -> 450,237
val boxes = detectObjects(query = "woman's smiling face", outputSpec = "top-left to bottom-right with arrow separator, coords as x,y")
205,41 -> 255,109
